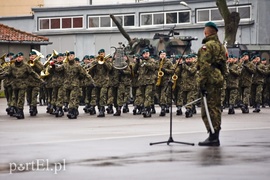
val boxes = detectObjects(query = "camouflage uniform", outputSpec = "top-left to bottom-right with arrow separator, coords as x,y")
197,30 -> 227,146
133,51 -> 157,117
55,55 -> 93,119
239,58 -> 256,113
27,56 -> 44,116
263,63 -> 270,106
6,55 -> 44,119
156,57 -> 174,116
251,60 -> 267,112
226,61 -> 241,114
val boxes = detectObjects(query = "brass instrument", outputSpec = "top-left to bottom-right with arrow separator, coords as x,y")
97,54 -> 111,64
0,53 -> 6,67
28,49 -> 44,66
63,51 -> 69,63
156,58 -> 165,86
43,49 -> 58,67
40,65 -> 50,78
172,73 -> 178,90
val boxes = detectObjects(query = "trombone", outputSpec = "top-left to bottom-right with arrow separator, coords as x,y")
43,49 -> 58,67
28,49 -> 44,66
96,54 -> 111,64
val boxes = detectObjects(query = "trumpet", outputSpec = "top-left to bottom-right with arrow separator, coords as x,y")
29,49 -> 44,66
97,54 -> 111,64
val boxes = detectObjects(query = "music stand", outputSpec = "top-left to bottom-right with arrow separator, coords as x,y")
150,39 -> 196,146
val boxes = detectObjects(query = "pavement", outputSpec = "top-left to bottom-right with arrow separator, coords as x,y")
0,98 -> 270,180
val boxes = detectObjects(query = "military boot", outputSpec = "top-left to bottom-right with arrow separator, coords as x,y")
83,104 -> 90,113
122,104 -> 129,113
165,105 -> 170,113
46,104 -> 51,113
89,105 -> 96,115
198,130 -> 220,147
228,105 -> 235,114
185,108 -> 193,118
137,106 -> 143,115
192,105 -> 197,114
132,106 -> 138,115
176,106 -> 182,116
114,106 -> 122,116
106,104 -> 114,114
253,104 -> 261,113
30,106 -> 38,116
67,108 -> 77,119
143,107 -> 151,118
141,106 -> 147,117
9,106 -> 17,117
97,106 -> 105,117
159,105 -> 166,116
151,105 -> 156,114
241,104 -> 249,114
6,106 -> 11,115
14,108 -> 25,120
55,107 -> 64,117
63,102 -> 69,112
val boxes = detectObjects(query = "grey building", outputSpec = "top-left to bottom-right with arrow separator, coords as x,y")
0,0 -> 270,59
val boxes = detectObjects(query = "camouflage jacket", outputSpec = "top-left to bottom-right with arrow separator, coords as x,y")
55,60 -> 93,88
253,63 -> 267,85
108,66 -> 120,87
89,59 -> 112,87
49,62 -> 65,87
197,34 -> 227,89
180,62 -> 198,91
28,60 -> 44,87
226,63 -> 241,89
134,57 -> 157,86
130,62 -> 140,87
156,58 -> 174,86
240,60 -> 256,87
7,61 -> 43,89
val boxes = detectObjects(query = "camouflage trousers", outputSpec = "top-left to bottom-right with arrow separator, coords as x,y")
84,85 -> 95,105
239,86 -> 251,105
4,85 -> 13,107
27,86 -> 40,106
226,88 -> 238,105
46,88 -> 53,105
174,86 -> 181,106
132,86 -> 140,106
156,85 -> 171,105
220,81 -> 226,105
201,86 -> 222,132
137,84 -> 155,107
51,86 -> 63,106
12,88 -> 27,109
56,86 -> 80,109
177,89 -> 197,109
263,83 -> 270,104
95,86 -> 108,107
107,84 -> 129,107
251,83 -> 263,104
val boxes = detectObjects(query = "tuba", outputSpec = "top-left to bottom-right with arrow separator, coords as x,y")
29,49 -> 44,66
111,42 -> 128,69
156,58 -> 165,86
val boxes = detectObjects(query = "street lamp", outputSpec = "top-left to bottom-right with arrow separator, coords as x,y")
180,1 -> 191,9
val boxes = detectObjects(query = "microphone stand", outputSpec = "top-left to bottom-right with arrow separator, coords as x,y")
150,39 -> 195,146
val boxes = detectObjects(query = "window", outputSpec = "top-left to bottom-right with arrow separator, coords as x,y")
88,14 -> 135,28
141,10 -> 191,26
196,5 -> 251,23
39,16 -> 83,30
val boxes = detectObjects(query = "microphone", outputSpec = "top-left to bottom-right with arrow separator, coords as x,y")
181,36 -> 198,41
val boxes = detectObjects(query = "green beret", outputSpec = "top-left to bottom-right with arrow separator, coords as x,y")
83,55 -> 90,60
74,57 -> 80,61
98,49 -> 105,54
251,55 -> 258,60
58,53 -> 64,57
7,52 -> 14,57
242,52 -> 248,56
17,52 -> 24,57
13,54 -> 18,59
89,55 -> 95,59
261,57 -> 266,61
205,21 -> 218,32
69,51 -> 75,55
29,51 -> 37,56
46,54 -> 51,58
159,50 -> 166,55
142,49 -> 149,55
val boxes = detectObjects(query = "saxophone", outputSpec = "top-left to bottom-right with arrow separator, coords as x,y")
156,58 -> 165,86
172,63 -> 179,90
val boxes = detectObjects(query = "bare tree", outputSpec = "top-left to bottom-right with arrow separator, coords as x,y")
216,0 -> 240,46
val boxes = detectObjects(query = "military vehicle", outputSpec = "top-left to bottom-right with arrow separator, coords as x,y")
110,14 -> 193,59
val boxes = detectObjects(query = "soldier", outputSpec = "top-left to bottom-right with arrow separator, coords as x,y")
239,52 -> 256,113
89,49 -> 112,117
27,51 -> 44,116
86,55 -> 97,115
133,49 -> 157,118
155,50 -> 174,116
173,55 -> 184,116
3,52 -> 44,119
197,22 -> 227,146
226,55 -> 241,114
262,58 -> 270,107
251,55 -> 267,113
82,55 -> 93,113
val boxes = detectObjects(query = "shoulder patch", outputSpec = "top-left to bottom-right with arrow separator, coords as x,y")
202,45 -> 207,50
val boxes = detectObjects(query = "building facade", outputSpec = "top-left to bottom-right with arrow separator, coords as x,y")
0,0 -> 269,59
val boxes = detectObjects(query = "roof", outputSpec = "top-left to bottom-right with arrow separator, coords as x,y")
0,23 -> 50,44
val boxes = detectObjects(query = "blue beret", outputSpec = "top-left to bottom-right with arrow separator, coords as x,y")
98,49 -> 105,54
205,21 -> 218,32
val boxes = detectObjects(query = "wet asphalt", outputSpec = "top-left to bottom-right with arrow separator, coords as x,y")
0,98 -> 270,180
